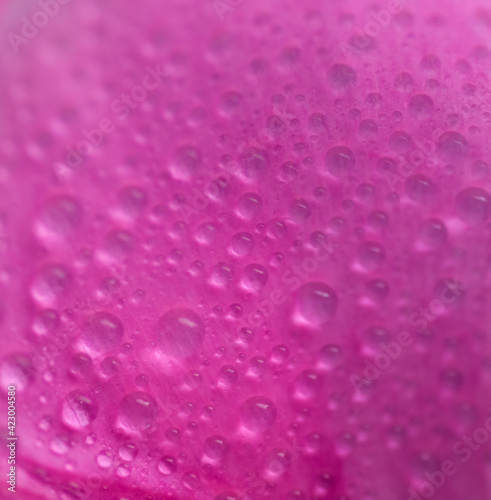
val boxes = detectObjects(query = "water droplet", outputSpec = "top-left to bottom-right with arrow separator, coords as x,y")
419,219 -> 447,248
357,242 -> 386,271
157,455 -> 177,475
170,145 -> 201,181
118,186 -> 148,217
324,146 -> 356,177
236,192 -> 262,219
100,356 -> 121,378
359,119 -> 378,138
295,370 -> 320,399
61,391 -> 98,429
265,448 -> 293,475
295,282 -> 338,325
240,396 -> 277,432
215,493 -> 239,500
319,344 -> 342,369
239,147 -> 269,180
40,195 -> 83,235
248,356 -> 266,377
437,132 -> 469,161
0,354 -> 33,391
81,312 -> 124,352
389,131 -> 412,154
103,230 -> 135,260
31,264 -> 71,305
455,187 -> 491,225
118,391 -> 158,432
50,435 -> 70,455
195,222 -> 217,245
395,72 -> 415,92
220,92 -> 242,114
32,309 -> 59,336
204,435 -> 229,459
96,450 -> 113,468
241,263 -> 269,291
408,94 -> 434,120
69,352 -> 92,378
182,471 -> 201,490
289,199 -> 311,223
119,442 -> 138,461
405,174 -> 436,204
308,113 -> 328,131
156,308 -> 204,358
218,365 -> 238,388
271,344 -> 290,364
229,232 -> 255,256
365,279 -> 389,302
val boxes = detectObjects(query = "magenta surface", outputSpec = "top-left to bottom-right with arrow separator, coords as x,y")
1,0 -> 491,499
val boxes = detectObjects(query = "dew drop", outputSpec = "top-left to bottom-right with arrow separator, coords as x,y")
408,94 -> 434,120
357,242 -> 386,271
419,219 -> 447,248
170,145 -> 202,181
81,312 -> 124,353
229,232 -> 255,256
240,396 -> 277,432
405,174 -> 436,204
239,147 -> 269,180
437,131 -> 469,161
61,391 -> 98,429
241,263 -> 269,291
455,187 -> 491,225
236,192 -> 262,219
31,263 -> 71,305
118,391 -> 158,432
324,146 -> 356,178
157,455 -> 177,475
204,435 -> 229,459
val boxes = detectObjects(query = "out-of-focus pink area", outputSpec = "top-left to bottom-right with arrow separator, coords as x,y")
1,0 -> 491,498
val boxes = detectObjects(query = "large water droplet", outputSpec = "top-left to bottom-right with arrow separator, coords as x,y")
295,282 -> 338,325
118,391 -> 158,432
324,146 -> 355,178
170,145 -> 202,180
81,312 -> 124,352
241,263 -> 269,291
156,308 -> 204,358
31,263 -> 71,305
203,435 -> 229,459
240,396 -> 277,432
455,187 -> 491,225
61,391 -> 98,429
437,131 -> 468,161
